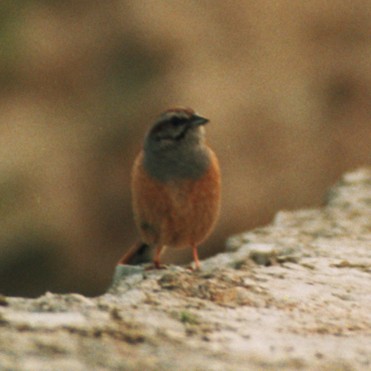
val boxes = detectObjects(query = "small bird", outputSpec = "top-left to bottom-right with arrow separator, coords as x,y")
119,107 -> 221,269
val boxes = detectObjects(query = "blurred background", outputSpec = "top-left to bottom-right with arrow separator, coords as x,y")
0,1 -> 370,297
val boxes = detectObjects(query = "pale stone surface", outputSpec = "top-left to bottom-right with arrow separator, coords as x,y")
0,168 -> 370,370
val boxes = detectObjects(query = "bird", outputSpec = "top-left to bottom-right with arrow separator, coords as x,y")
118,107 -> 221,270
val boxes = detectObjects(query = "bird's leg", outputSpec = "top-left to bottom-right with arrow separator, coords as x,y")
192,244 -> 201,270
153,245 -> 166,269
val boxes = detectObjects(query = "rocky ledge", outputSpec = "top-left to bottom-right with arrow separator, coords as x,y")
0,168 -> 370,370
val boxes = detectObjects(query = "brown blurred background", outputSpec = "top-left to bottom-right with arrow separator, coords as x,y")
0,1 -> 370,297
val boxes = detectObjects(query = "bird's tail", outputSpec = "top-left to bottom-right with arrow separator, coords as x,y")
117,242 -> 154,266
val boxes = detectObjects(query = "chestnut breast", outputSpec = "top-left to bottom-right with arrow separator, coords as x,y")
131,149 -> 220,248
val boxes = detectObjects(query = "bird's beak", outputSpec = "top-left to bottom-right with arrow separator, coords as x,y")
191,114 -> 209,127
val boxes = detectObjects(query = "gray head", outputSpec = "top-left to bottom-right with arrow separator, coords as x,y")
143,107 -> 211,181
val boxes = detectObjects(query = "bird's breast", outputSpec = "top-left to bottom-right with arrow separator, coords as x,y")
143,145 -> 211,181
132,148 -> 221,248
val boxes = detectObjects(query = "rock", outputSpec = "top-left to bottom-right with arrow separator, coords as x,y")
0,168 -> 370,370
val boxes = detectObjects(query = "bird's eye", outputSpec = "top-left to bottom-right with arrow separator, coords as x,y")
171,116 -> 186,126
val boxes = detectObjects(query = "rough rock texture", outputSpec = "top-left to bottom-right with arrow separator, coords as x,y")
0,168 -> 370,370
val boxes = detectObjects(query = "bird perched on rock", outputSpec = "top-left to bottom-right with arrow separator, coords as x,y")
118,107 -> 221,270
